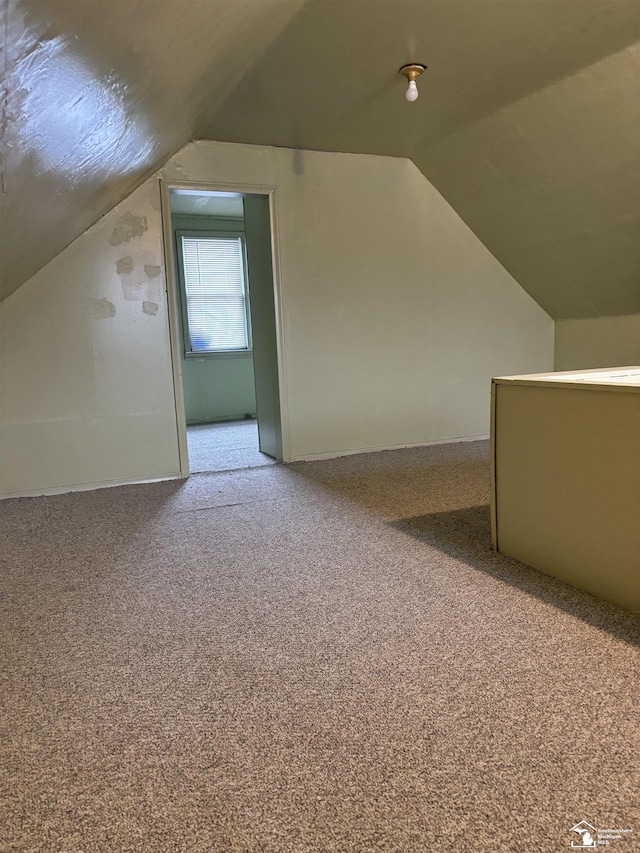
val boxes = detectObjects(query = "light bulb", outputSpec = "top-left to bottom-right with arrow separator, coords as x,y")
406,79 -> 419,102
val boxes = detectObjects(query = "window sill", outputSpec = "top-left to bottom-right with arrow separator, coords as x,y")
185,349 -> 253,360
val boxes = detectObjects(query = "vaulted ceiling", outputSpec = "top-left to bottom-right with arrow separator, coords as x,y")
3,0 -> 639,318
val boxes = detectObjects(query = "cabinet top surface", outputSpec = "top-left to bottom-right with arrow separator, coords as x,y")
493,367 -> 640,392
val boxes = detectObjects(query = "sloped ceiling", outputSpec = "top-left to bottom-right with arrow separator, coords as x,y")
3,0 -> 639,319
1,0 -> 305,299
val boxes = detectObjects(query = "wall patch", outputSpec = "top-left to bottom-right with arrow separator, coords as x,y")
116,255 -> 134,274
109,212 -> 148,246
88,297 -> 116,320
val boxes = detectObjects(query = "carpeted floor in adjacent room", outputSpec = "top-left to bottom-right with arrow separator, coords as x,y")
1,440 -> 638,852
186,420 -> 276,474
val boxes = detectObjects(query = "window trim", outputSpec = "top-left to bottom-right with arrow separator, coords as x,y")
175,229 -> 253,359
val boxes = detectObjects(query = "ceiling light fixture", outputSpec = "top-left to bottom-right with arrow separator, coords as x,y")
399,63 -> 426,102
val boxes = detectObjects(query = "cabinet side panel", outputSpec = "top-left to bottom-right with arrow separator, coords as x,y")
490,381 -> 499,550
495,384 -> 640,611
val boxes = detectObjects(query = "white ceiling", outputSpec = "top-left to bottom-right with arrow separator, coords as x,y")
170,191 -> 244,219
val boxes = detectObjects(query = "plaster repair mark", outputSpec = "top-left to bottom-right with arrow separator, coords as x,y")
121,280 -> 145,301
88,297 -> 116,319
144,264 -> 161,278
109,212 -> 148,246
116,255 -> 134,274
143,301 -> 158,316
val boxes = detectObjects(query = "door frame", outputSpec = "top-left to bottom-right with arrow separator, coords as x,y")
159,178 -> 290,475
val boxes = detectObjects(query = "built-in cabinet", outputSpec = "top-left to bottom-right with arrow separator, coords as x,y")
491,367 -> 640,612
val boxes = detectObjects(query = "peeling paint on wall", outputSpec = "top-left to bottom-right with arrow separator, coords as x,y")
88,297 -> 116,319
121,280 -> 146,301
109,212 -> 148,246
116,256 -> 135,274
143,301 -> 159,316
117,250 -> 161,301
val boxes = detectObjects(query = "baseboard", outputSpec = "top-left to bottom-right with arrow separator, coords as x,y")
1,434 -> 490,498
0,472 -> 185,500
290,434 -> 490,463
187,414 -> 257,425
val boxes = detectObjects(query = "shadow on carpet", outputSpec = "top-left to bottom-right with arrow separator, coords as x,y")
392,504 -> 640,648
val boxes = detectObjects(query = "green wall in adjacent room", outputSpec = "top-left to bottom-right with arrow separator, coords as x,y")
180,353 -> 256,424
172,213 -> 257,424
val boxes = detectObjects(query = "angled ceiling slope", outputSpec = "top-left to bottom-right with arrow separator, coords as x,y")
3,0 -> 639,320
1,0 -> 305,300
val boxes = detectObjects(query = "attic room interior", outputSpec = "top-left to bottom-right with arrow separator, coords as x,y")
1,1 -> 639,851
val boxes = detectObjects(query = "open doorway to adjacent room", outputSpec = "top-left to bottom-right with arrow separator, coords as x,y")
164,186 -> 284,475
186,420 -> 272,474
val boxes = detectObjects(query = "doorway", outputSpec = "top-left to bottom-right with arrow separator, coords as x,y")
162,184 -> 285,475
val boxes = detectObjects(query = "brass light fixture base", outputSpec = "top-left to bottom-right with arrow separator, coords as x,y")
399,63 -> 427,83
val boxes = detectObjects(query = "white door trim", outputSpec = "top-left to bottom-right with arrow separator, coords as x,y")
158,179 -> 290,477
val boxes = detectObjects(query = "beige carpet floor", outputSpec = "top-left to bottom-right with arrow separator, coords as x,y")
186,420 -> 277,474
1,440 -> 638,852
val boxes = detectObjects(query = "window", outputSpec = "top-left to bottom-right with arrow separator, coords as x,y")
178,232 -> 251,355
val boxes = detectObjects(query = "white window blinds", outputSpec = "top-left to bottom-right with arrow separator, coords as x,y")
181,236 -> 249,352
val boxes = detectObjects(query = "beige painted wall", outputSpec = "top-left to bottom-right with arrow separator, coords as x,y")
0,141 -> 553,496
555,314 -> 640,370
164,142 -> 553,460
0,181 -> 180,496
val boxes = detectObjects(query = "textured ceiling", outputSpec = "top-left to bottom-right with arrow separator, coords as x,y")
3,0 -> 639,318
